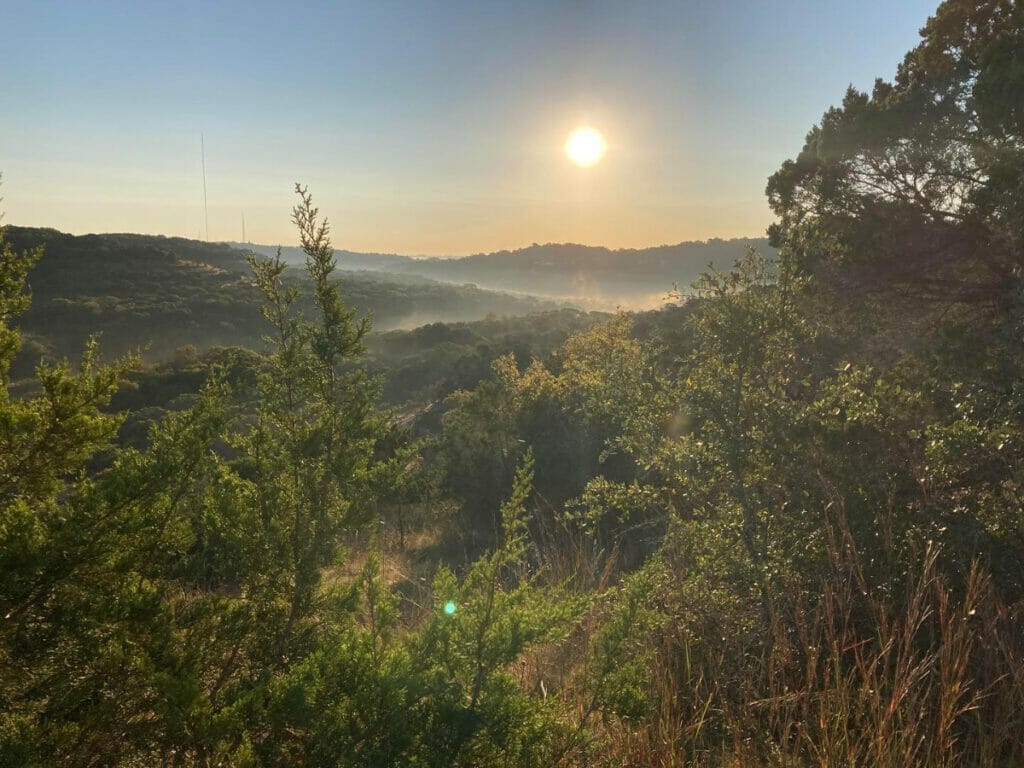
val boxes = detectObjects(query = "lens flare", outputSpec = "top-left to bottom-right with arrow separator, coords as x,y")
444,601 -> 457,615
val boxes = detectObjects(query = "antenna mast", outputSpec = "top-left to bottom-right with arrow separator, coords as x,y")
242,212 -> 246,243
201,133 -> 209,241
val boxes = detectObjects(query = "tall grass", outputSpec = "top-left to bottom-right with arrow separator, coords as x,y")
575,518 -> 1024,767
376,493 -> 1024,766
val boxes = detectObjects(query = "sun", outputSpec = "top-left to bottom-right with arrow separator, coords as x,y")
565,127 -> 607,167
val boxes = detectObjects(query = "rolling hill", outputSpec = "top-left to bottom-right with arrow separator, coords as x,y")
231,237 -> 773,307
4,227 -> 563,378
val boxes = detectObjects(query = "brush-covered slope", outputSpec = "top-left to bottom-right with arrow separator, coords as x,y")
5,227 -> 561,378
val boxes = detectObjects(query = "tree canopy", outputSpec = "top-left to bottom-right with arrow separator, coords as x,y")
767,0 -> 1024,312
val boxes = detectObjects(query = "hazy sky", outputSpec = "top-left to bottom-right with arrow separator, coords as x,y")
2,0 -> 937,254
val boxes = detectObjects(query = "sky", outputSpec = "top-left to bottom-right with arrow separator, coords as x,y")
1,0 -> 938,255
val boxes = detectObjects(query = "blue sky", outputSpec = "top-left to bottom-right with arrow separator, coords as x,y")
1,0 -> 938,253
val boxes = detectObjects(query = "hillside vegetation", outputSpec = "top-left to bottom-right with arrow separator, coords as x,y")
5,226 -> 561,379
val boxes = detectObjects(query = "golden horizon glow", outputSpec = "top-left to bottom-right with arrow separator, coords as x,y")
565,127 -> 607,167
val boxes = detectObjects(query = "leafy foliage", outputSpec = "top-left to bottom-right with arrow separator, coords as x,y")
766,0 -> 1024,313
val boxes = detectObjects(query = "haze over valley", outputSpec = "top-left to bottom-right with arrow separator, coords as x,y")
6,226 -> 571,376
234,236 -> 772,309
6,222 -> 769,385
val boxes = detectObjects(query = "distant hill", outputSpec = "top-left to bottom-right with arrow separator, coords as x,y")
4,227 -> 561,378
230,237 -> 774,307
6,226 -> 770,382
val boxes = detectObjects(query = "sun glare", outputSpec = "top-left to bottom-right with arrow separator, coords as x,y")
565,127 -> 607,167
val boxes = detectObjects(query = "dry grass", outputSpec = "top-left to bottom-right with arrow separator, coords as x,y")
580,523 -> 1024,767
334,499 -> 1024,766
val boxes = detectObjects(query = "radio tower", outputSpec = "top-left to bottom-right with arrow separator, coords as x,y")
201,133 -> 209,241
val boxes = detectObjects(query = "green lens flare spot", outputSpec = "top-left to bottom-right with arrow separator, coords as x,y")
444,601 -> 457,615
